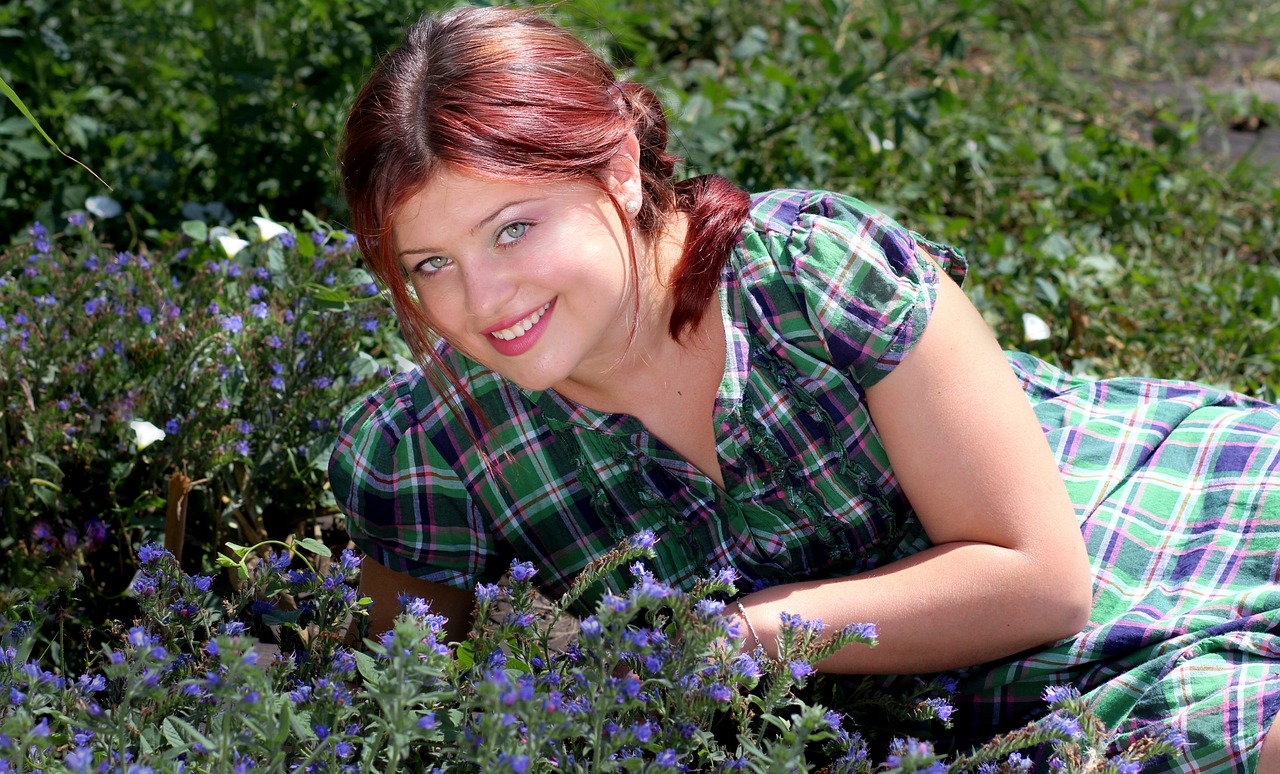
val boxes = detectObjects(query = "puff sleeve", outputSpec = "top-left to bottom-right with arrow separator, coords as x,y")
745,190 -> 966,388
327,369 -> 501,589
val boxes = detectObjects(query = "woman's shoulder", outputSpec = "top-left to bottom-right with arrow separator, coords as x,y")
745,188 -> 877,233
331,344 -> 521,469
733,188 -> 929,306
740,188 -> 965,283
729,188 -> 964,384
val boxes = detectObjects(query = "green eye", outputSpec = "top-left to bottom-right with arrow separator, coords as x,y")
498,222 -> 529,244
415,255 -> 451,275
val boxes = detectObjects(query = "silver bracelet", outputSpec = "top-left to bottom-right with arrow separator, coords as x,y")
736,601 -> 770,660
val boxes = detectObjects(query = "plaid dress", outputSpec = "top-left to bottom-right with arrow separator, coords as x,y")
329,189 -> 1280,771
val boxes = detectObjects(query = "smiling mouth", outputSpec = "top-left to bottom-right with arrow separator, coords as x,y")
489,302 -> 552,341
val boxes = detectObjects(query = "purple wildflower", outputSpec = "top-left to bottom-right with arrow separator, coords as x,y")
580,617 -> 603,639
694,599 -> 726,618
731,654 -> 763,679
1042,685 -> 1080,705
628,529 -> 657,550
509,560 -> 537,582
923,697 -> 955,722
475,583 -> 501,603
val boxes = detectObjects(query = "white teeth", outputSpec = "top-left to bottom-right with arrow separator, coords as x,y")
491,303 -> 550,341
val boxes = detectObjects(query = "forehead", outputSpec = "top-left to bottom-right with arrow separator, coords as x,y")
395,170 -> 528,228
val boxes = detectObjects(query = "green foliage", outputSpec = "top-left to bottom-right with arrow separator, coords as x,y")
3,0 -> 1278,392
0,211 -> 404,664
0,0 -> 447,243
0,539 -> 1182,771
0,0 -> 1276,762
564,0 -> 1280,396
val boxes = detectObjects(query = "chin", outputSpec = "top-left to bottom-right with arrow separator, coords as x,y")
502,371 -> 563,393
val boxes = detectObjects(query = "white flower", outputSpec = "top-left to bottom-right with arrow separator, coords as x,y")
1021,312 -> 1052,342
393,354 -> 418,374
85,195 -> 122,218
129,420 -> 166,450
217,235 -> 249,258
252,216 -> 289,242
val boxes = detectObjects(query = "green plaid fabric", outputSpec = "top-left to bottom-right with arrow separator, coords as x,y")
945,353 -> 1280,771
330,189 -> 1280,770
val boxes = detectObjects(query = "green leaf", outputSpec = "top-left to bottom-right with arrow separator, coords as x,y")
295,536 -> 331,557
181,220 -> 209,241
454,640 -> 476,670
29,478 -> 62,492
353,650 -> 382,683
301,283 -> 354,304
0,72 -> 111,189
161,717 -> 185,749
290,709 -> 316,741
297,232 -> 316,259
161,717 -> 216,752
0,74 -> 63,153
262,609 -> 303,627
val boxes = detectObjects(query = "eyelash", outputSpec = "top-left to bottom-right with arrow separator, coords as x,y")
412,256 -> 452,277
496,221 -> 530,247
410,221 -> 533,279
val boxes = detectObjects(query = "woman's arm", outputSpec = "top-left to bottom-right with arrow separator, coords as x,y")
358,554 -> 477,645
737,275 -> 1093,674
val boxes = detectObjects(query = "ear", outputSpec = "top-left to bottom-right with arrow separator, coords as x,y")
606,133 -> 643,204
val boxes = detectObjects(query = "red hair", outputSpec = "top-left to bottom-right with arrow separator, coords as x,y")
340,6 -> 749,398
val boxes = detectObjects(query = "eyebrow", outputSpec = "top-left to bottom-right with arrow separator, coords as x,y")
397,198 -> 537,258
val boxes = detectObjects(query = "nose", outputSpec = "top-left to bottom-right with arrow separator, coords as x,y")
459,254 -> 518,321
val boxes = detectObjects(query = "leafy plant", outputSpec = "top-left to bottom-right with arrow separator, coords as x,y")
0,209 -> 404,667
0,536 -> 1184,772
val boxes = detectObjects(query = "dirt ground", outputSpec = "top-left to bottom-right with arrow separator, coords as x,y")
1124,43 -> 1280,171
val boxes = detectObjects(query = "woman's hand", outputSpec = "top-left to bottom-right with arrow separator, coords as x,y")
358,554 -> 477,644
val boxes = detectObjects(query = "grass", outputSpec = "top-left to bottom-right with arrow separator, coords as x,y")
560,0 -> 1280,399
861,0 -> 1280,398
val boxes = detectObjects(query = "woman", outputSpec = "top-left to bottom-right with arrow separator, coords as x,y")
329,6 -> 1280,771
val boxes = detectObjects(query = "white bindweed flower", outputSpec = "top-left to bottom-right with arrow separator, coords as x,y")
129,420 -> 166,450
1022,312 -> 1052,342
252,216 -> 289,242
85,195 -> 122,218
217,235 -> 249,258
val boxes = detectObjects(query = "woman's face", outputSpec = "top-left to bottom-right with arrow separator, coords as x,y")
392,167 -> 640,393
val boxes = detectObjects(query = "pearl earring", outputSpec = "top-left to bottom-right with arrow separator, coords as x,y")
624,200 -> 640,215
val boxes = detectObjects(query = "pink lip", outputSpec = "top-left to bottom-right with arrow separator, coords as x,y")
485,299 -> 555,358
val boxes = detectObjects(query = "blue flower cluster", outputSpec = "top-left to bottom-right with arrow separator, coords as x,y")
0,533 -> 1185,773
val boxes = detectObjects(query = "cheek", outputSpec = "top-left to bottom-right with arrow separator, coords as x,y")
414,287 -> 467,337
